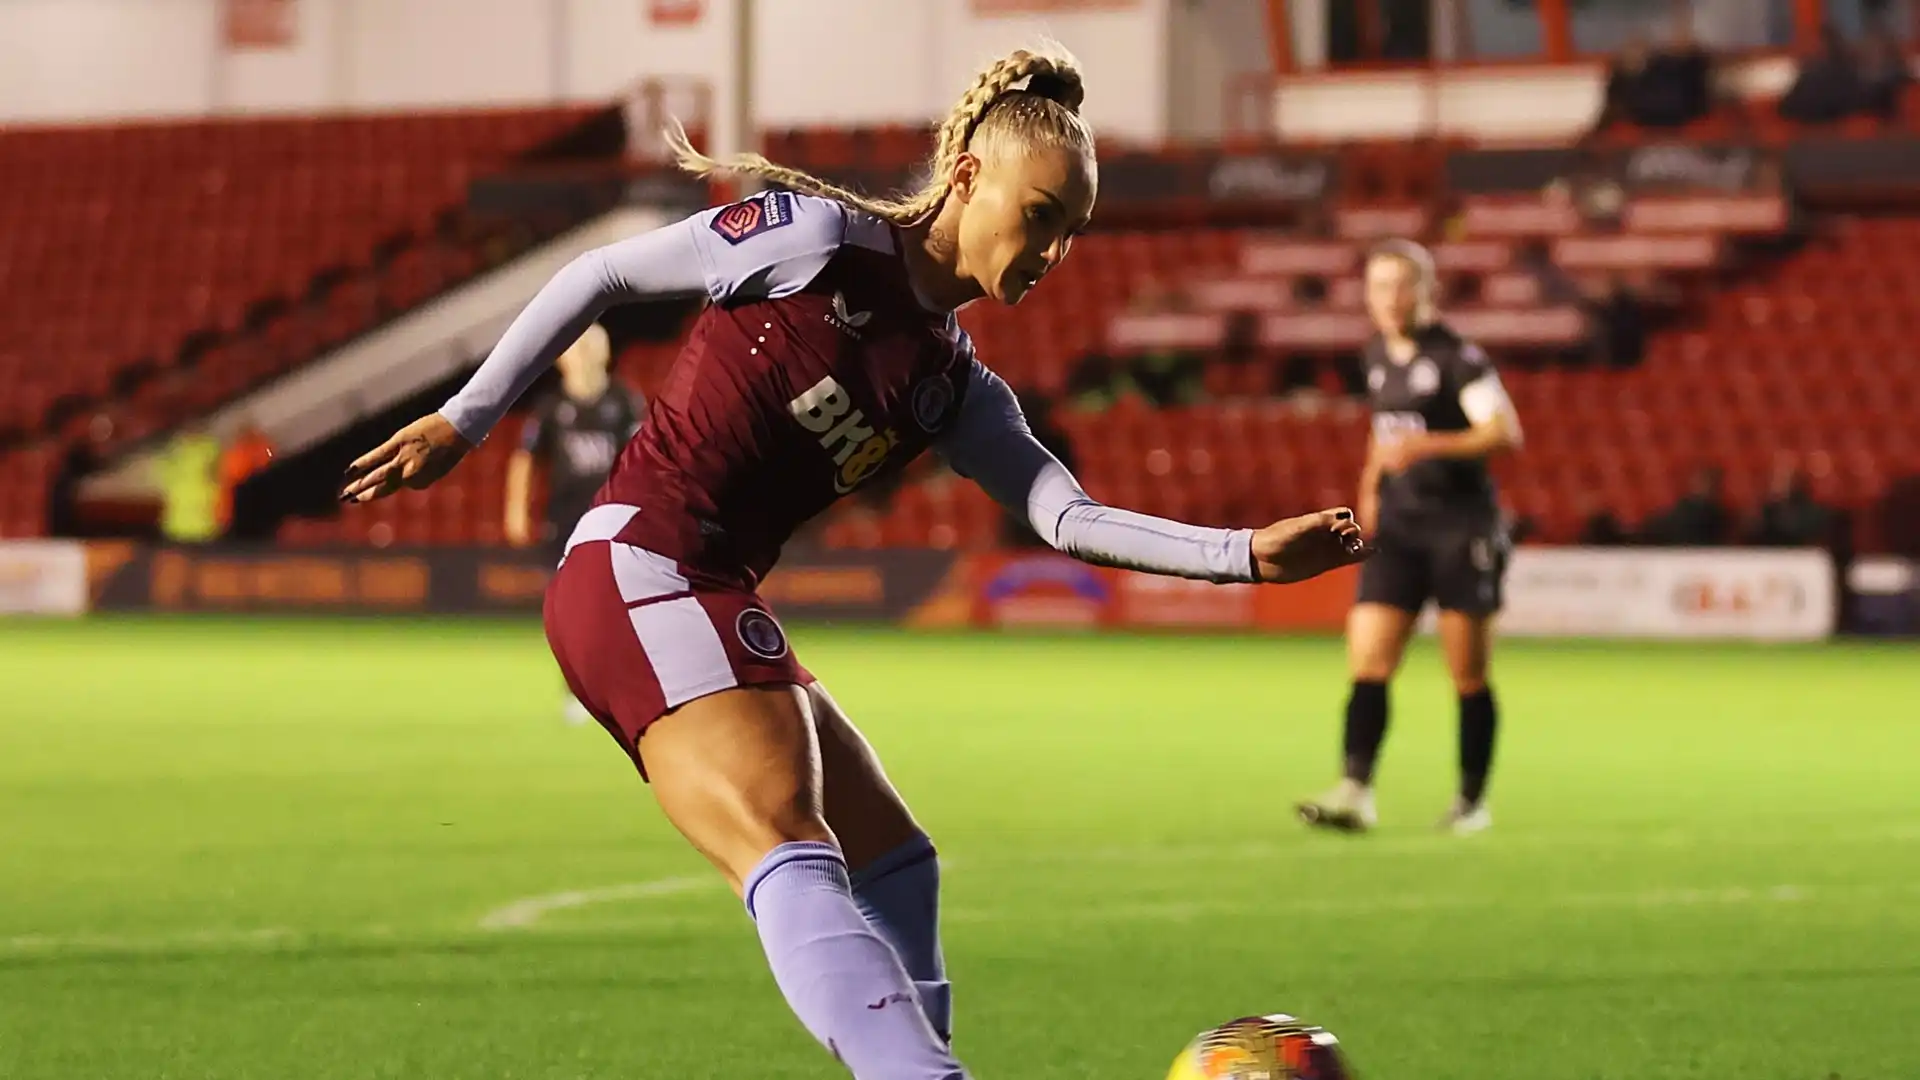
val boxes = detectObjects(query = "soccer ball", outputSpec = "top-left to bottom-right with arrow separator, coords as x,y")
1165,1014 -> 1353,1080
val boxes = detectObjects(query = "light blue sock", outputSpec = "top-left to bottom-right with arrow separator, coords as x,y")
744,842 -> 968,1080
850,834 -> 951,1043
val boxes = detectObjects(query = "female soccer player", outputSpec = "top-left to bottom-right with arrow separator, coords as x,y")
1295,240 -> 1524,837
341,46 -> 1369,1080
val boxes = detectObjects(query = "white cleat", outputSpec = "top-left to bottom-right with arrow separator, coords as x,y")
1296,782 -> 1378,833
1439,799 -> 1492,835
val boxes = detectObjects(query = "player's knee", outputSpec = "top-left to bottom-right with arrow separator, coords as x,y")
706,802 -> 837,896
1350,656 -> 1399,683
1348,638 -> 1405,682
1450,671 -> 1489,696
1446,649 -> 1490,694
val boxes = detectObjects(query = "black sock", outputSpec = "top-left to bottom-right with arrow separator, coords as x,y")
1458,687 -> 1498,806
1342,681 -> 1389,785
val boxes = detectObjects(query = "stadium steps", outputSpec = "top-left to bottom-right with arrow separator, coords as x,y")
76,204 -> 676,508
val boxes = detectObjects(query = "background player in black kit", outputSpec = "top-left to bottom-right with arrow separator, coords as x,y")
1297,239 -> 1524,835
504,322 -> 643,561
503,322 -> 643,722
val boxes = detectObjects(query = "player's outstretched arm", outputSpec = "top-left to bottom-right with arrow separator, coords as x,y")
338,223 -> 707,502
935,361 -> 1369,584
341,194 -> 848,503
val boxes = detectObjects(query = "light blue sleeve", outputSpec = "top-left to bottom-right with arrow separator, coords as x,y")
436,192 -> 847,444
687,190 -> 849,304
933,357 -> 1258,585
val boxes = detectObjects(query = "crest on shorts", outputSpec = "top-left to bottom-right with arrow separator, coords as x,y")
736,608 -> 790,660
709,191 -> 795,245
911,374 -> 955,433
1470,536 -> 1494,571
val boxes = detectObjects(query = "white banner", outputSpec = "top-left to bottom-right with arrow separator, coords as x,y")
0,541 -> 89,617
1496,547 -> 1835,642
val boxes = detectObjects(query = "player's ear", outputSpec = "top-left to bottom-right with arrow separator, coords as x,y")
950,152 -> 981,203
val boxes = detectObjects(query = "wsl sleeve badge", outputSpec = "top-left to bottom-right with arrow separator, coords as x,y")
1166,1014 -> 1354,1080
709,190 -> 797,245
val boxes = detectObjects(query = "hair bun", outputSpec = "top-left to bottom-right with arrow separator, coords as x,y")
1023,69 -> 1085,112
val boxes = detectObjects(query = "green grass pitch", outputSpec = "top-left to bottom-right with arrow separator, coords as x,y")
3,616 -> 1917,1079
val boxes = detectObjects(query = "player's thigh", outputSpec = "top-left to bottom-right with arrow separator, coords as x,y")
808,682 -> 926,873
1349,534 -> 1426,679
1431,525 -> 1505,693
1435,610 -> 1494,694
544,540 -> 825,892
641,683 -> 834,896
1347,602 -> 1418,681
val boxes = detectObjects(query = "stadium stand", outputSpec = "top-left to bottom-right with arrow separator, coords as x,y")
0,104 -> 622,536
8,104 -> 1918,556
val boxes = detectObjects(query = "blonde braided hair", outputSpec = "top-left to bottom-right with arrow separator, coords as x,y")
664,45 -> 1093,226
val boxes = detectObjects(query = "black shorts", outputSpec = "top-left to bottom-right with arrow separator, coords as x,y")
1355,516 -> 1508,616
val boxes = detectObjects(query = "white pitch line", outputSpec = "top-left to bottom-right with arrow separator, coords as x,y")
2,877 -> 725,956
0,927 -> 295,955
477,875 -> 720,931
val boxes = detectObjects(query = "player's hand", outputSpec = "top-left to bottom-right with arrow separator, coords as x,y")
1252,508 -> 1372,584
339,413 -> 472,503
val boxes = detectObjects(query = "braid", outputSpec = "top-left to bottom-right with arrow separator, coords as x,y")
662,45 -> 1088,227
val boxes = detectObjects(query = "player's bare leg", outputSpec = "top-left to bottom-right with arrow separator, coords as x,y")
640,685 -> 967,1080
1297,602 -> 1417,833
1437,610 -> 1497,834
810,683 -> 953,1044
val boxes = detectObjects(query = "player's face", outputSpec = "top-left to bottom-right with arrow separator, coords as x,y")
1364,255 -> 1423,336
555,334 -> 611,396
956,145 -> 1096,305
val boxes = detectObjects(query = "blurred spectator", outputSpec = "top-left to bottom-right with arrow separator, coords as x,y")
153,424 -> 224,544
1069,286 -> 1206,411
1780,21 -> 1911,126
1129,347 -> 1204,407
45,445 -> 92,538
216,423 -> 275,535
1644,465 -> 1729,546
1779,24 -> 1862,124
1882,474 -> 1920,557
1123,285 -> 1204,408
1747,456 -> 1833,547
1596,25 -> 1714,131
1543,148 -> 1627,227
1855,21 -> 1912,121
1589,274 -> 1648,370
1576,493 -> 1631,546
1064,351 -> 1124,412
1217,310 -> 1263,373
45,421 -> 111,538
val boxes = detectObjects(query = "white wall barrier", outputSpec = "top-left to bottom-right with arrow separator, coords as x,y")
1495,547 -> 1837,642
0,541 -> 89,617
0,539 -> 1846,638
